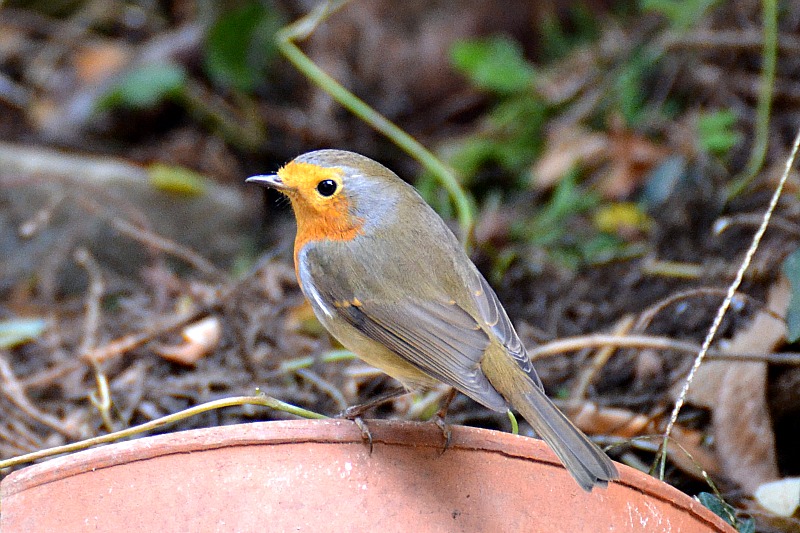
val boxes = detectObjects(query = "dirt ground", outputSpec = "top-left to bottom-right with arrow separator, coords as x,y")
1,1 -> 800,530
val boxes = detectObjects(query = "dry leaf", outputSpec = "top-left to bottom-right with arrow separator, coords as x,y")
568,402 -> 649,438
535,49 -> 597,105
74,42 -> 130,84
155,316 -> 221,366
681,277 -> 789,493
755,477 -> 800,517
530,122 -> 667,198
531,125 -> 608,189
600,126 -> 668,198
568,403 -> 721,478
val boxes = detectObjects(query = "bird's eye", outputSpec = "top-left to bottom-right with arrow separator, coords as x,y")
316,179 -> 338,197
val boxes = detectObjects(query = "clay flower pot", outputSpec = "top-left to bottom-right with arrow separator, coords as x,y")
1,419 -> 733,532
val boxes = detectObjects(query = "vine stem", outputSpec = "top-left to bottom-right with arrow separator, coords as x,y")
275,0 -> 474,242
0,394 -> 327,471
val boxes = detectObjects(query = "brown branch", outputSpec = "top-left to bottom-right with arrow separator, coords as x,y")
0,352 -> 79,439
529,334 -> 800,365
663,30 -> 800,54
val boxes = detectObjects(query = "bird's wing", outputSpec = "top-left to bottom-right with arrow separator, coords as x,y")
467,269 -> 543,389
335,295 -> 508,411
298,244 -> 507,411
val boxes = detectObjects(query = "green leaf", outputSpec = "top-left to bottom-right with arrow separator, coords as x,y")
488,97 -> 547,170
736,518 -> 756,533
147,163 -> 208,196
204,2 -> 283,92
538,2 -> 600,61
640,0 -> 719,31
697,491 -> 756,532
447,137 -> 498,179
697,109 -> 741,156
100,63 -> 187,110
537,168 -> 599,232
514,168 -> 598,245
0,319 -> 46,349
614,52 -> 650,125
697,492 -> 736,526
451,35 -> 536,94
782,247 -> 800,342
443,95 -> 546,182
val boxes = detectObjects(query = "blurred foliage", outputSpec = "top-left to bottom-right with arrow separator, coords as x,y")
450,36 -> 536,94
21,0 -> 754,272
0,319 -> 47,349
445,35 -> 547,184
640,0 -> 721,31
697,492 -> 755,533
696,109 -> 742,157
610,48 -> 662,127
511,169 -> 638,268
448,98 -> 548,180
100,2 -> 283,105
441,25 -> 635,268
96,3 -> 278,151
147,163 -> 209,196
416,34 -> 548,221
514,169 -> 599,246
435,0 -> 732,271
204,1 -> 283,92
782,247 -> 800,343
538,3 -> 599,61
99,63 -> 187,110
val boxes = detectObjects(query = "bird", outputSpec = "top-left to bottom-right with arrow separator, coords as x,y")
247,149 -> 618,491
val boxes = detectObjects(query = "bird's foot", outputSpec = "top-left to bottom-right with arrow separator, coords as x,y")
335,387 -> 409,454
430,387 -> 457,455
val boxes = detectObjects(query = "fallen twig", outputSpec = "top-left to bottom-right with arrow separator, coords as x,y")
0,393 -> 327,472
0,353 -> 79,439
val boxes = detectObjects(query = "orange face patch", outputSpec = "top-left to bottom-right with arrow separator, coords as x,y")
277,161 -> 364,275
278,161 -> 342,194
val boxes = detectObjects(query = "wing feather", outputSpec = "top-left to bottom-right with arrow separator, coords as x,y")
298,241 -> 509,411
468,268 -> 542,388
337,298 -> 507,411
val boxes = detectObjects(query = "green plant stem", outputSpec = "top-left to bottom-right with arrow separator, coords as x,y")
507,410 -> 519,435
278,349 -> 355,373
0,394 -> 327,471
726,0 -> 777,199
275,0 -> 474,242
179,80 -> 266,152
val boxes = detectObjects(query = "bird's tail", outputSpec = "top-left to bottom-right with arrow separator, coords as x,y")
482,351 -> 618,491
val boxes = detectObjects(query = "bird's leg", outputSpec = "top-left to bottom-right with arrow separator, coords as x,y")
336,386 -> 409,454
431,387 -> 457,455
337,386 -> 409,419
350,417 -> 374,455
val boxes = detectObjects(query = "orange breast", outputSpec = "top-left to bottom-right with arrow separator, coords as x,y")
291,199 -> 364,282
275,160 -> 365,283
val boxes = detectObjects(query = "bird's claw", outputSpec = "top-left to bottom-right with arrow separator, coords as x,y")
431,387 -> 456,455
336,407 -> 374,454
352,416 -> 374,455
433,415 -> 451,456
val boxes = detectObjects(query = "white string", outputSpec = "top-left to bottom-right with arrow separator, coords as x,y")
659,126 -> 800,474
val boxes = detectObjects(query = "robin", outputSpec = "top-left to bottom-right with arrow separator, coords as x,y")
247,149 -> 618,491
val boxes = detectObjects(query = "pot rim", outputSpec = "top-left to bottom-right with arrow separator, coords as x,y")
1,419 -> 734,532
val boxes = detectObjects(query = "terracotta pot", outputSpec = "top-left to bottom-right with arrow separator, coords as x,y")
1,419 -> 733,532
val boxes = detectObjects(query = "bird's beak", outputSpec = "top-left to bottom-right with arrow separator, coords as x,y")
246,174 -> 289,191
